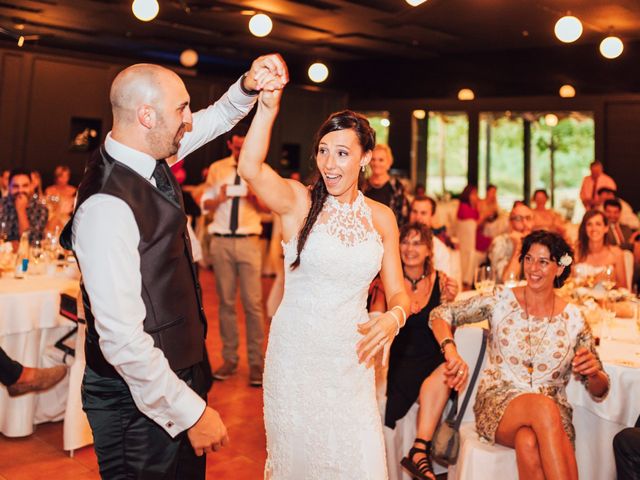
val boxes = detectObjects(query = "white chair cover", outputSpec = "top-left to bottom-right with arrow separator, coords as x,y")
454,219 -> 479,286
623,249 -> 633,289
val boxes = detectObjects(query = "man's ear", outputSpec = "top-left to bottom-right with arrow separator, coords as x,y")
137,105 -> 156,129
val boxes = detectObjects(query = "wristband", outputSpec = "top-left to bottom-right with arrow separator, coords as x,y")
439,337 -> 456,354
391,305 -> 407,327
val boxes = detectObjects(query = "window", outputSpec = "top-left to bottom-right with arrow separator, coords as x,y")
426,112 -> 468,196
363,111 -> 390,145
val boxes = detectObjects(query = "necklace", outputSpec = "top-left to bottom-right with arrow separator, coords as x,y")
403,269 -> 428,291
522,289 -> 555,384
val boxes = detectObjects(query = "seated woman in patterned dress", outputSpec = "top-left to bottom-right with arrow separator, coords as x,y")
371,222 -> 459,480
430,230 -> 610,480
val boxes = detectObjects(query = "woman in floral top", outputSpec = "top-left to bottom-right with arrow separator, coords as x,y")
430,230 -> 609,480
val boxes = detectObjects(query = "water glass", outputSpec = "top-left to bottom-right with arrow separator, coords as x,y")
601,264 -> 616,291
474,265 -> 496,294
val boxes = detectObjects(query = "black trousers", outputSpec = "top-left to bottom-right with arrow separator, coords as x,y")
83,360 -> 212,480
0,347 -> 23,386
614,416 -> 640,480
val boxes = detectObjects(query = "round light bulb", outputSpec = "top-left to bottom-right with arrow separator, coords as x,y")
554,16 -> 583,43
180,49 -> 199,68
405,0 -> 428,5
544,113 -> 559,127
132,0 -> 159,22
413,109 -> 426,120
380,118 -> 391,127
308,62 -> 329,83
600,36 -> 624,59
458,88 -> 475,101
249,13 -> 273,37
559,84 -> 576,98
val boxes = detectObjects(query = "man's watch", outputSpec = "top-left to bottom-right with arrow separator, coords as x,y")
440,337 -> 456,354
240,72 -> 259,96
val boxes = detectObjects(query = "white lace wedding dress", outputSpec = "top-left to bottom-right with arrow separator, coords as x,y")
263,191 -> 388,480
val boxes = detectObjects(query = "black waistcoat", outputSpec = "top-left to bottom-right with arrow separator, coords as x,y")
61,147 -> 207,378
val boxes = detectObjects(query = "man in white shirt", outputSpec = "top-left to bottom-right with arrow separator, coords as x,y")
597,187 -> 640,230
408,195 -> 460,284
579,160 -> 617,210
201,125 -> 266,387
488,201 -> 534,283
62,56 -> 287,479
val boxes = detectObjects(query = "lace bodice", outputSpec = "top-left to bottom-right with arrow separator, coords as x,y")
264,191 -> 387,479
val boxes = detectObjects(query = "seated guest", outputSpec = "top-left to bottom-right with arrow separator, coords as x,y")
408,195 -> 459,280
457,185 -> 492,253
580,160 -> 616,210
44,165 -> 77,224
370,223 -> 458,480
613,415 -> 640,480
603,199 -> 638,251
431,230 -> 609,480
30,170 -> 44,200
362,144 -> 410,225
0,169 -> 9,198
531,189 -> 565,234
574,209 -> 627,288
488,201 -> 533,283
0,169 -> 48,243
1,346 -> 66,397
479,184 -> 499,223
597,187 -> 640,230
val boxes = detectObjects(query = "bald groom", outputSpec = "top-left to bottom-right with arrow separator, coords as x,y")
61,56 -> 287,479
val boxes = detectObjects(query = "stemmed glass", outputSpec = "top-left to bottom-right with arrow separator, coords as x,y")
474,265 -> 496,294
601,264 -> 616,291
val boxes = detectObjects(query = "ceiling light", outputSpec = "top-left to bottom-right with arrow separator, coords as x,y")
600,36 -> 624,59
458,88 -> 475,101
554,15 -> 582,43
249,13 -> 272,37
559,84 -> 576,98
180,49 -> 198,68
380,118 -> 391,127
17,35 -> 24,47
308,62 -> 329,83
132,0 -> 159,22
405,0 -> 428,5
544,113 -> 559,127
413,109 -> 426,120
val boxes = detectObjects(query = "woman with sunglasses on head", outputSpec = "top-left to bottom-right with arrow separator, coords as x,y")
431,230 -> 609,480
237,80 -> 410,478
370,222 -> 459,480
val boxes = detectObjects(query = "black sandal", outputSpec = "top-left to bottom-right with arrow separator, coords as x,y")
400,438 -> 434,480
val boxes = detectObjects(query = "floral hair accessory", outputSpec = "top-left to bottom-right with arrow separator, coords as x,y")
558,253 -> 572,267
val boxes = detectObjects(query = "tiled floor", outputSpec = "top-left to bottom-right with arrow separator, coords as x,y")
0,269 -> 270,479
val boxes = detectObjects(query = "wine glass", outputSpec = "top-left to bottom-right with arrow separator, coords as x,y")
474,265 -> 495,294
601,264 -> 616,291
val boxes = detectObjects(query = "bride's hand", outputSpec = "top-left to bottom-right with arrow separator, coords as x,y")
356,313 -> 397,368
258,87 -> 283,111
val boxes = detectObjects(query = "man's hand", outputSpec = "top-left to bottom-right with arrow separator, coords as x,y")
244,54 -> 288,92
187,406 -> 229,456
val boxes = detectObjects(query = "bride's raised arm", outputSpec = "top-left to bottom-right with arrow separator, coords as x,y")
237,86 -> 308,217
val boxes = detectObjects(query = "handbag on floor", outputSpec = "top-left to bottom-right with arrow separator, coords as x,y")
431,329 -> 488,466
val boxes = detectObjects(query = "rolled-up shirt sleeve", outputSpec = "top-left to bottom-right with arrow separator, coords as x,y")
178,76 -> 257,159
72,194 -> 206,437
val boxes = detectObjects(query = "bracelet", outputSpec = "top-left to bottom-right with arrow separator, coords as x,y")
391,305 -> 407,327
388,309 -> 401,336
240,72 -> 259,96
439,337 -> 455,354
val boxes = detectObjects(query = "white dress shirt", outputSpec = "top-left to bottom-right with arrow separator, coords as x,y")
201,156 -> 263,235
72,76 -> 256,437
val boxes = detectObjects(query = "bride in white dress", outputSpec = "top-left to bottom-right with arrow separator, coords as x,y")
237,77 -> 410,479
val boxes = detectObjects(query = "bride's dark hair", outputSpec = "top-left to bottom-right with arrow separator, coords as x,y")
290,110 -> 376,269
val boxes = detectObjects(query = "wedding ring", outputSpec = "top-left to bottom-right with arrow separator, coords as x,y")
457,369 -> 464,376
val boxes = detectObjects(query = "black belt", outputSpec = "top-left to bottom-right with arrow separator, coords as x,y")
213,233 -> 258,238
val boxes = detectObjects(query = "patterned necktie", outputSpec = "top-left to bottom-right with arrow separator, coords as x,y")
152,161 -> 179,204
229,169 -> 241,234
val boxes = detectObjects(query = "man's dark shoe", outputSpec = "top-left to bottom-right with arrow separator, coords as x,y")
249,365 -> 263,387
212,362 -> 237,381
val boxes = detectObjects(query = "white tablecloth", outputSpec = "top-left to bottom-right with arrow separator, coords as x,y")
0,273 -> 82,439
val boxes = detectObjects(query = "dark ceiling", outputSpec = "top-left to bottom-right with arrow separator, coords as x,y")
1,0 -> 640,98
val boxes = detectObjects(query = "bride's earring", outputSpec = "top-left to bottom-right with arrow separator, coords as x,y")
361,164 -> 365,173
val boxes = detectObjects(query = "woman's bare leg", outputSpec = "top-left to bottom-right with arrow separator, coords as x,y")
513,426 -> 545,480
495,393 -> 577,480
